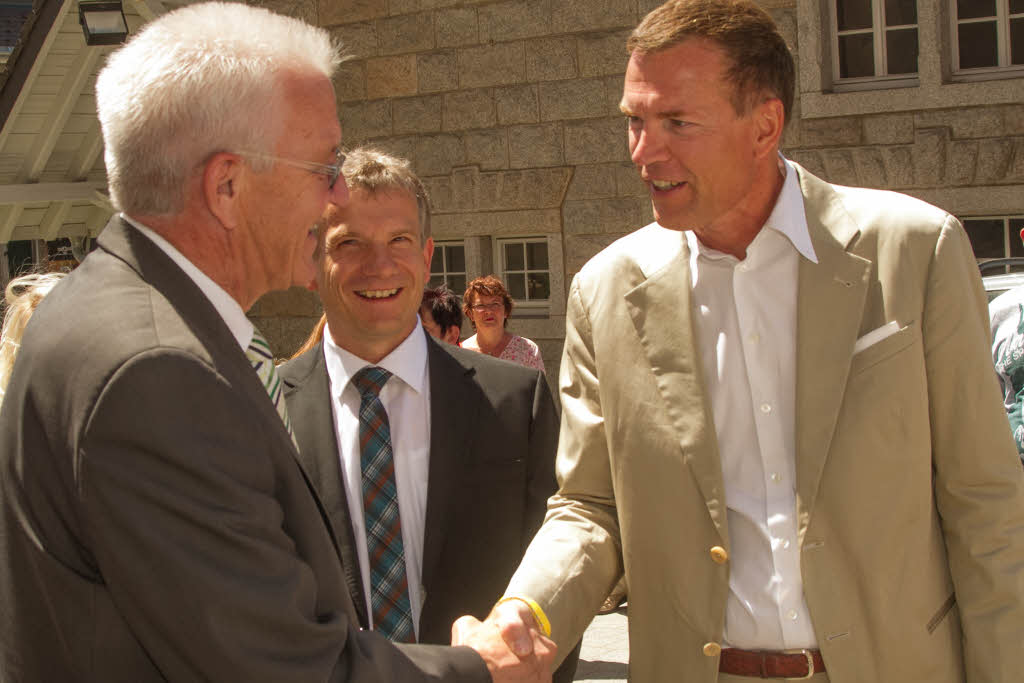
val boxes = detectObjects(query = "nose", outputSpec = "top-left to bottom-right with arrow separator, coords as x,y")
629,122 -> 668,167
330,174 -> 350,205
363,242 -> 399,277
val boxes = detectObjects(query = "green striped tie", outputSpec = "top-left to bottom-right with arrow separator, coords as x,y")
246,329 -> 297,449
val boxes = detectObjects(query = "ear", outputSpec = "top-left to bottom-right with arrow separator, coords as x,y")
752,97 -> 785,160
203,152 -> 245,230
422,236 -> 434,271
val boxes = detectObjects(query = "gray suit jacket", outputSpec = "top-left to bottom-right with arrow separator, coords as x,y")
507,164 -> 1024,681
0,218 -> 488,682
279,337 -> 579,681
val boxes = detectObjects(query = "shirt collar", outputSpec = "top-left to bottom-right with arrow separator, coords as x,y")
122,213 -> 254,350
685,155 -> 818,265
322,320 -> 429,398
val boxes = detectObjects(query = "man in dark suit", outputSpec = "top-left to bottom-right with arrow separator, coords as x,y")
0,5 -> 552,681
279,148 -> 578,682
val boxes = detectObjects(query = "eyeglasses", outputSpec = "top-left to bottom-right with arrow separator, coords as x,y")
237,148 -> 345,189
470,302 -> 504,313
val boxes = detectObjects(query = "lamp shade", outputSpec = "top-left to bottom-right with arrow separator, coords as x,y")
78,1 -> 127,46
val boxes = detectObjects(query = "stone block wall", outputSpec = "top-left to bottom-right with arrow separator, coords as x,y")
251,0 -> 1024,367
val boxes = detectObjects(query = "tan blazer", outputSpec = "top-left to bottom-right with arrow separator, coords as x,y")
508,164 -> 1024,682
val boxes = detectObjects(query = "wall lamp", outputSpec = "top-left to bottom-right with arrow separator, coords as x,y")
78,0 -> 128,46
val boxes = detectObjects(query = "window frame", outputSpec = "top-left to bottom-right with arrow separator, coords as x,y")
830,0 -> 920,90
493,236 -> 552,312
428,240 -> 467,296
960,214 -> 1024,264
951,0 -> 1024,80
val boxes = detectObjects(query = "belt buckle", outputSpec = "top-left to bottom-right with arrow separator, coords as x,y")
781,649 -> 815,680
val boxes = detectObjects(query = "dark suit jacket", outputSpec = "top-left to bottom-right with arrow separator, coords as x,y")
280,337 -> 579,681
0,218 -> 488,682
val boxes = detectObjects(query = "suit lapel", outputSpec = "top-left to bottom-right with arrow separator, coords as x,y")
793,166 -> 872,526
281,345 -> 369,625
420,338 -> 479,594
624,233 -> 729,545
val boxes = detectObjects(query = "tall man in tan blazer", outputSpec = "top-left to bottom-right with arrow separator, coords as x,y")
473,0 -> 1024,680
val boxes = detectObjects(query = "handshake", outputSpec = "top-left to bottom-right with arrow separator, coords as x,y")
451,598 -> 557,683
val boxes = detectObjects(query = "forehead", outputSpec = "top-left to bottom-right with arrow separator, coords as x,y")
275,71 -> 341,150
620,39 -> 732,114
327,187 -> 420,234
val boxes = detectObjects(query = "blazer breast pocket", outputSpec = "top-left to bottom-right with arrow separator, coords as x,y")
848,321 -> 918,377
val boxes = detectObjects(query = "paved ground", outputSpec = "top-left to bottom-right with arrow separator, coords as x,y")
573,607 -> 628,682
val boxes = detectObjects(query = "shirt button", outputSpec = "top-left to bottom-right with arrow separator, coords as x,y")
703,642 -> 722,657
782,539 -> 791,549
787,609 -> 798,621
770,472 -> 781,483
760,403 -> 772,414
709,546 -> 729,564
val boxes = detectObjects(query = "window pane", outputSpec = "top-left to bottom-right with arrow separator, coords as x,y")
506,273 -> 526,299
1012,0 -> 1024,14
957,0 -> 995,19
525,242 -> 548,270
504,243 -> 524,271
886,28 -> 918,74
432,245 -> 442,270
428,274 -> 445,288
885,0 -> 916,25
838,33 -> 875,77
446,245 -> 465,272
1012,18 -> 1024,64
836,0 -> 873,30
1008,219 -> 1024,258
450,275 -> 466,295
958,21 -> 999,68
964,219 -> 1006,258
527,273 -> 551,300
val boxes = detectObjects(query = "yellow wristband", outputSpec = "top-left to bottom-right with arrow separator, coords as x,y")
494,596 -> 552,638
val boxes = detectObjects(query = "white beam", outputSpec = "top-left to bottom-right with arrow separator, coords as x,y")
0,205 -> 24,244
69,121 -> 104,181
0,0 -> 73,151
0,181 -> 108,204
39,201 -> 71,241
21,45 -> 103,182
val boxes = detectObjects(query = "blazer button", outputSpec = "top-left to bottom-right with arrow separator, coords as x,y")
710,546 -> 729,564
703,642 -> 722,657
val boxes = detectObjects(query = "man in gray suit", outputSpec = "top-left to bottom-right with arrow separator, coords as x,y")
0,4 -> 552,681
279,148 -> 578,682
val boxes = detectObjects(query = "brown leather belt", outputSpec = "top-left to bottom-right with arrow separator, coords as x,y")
719,648 -> 826,679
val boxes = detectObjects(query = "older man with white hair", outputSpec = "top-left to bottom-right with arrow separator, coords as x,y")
0,4 -> 553,682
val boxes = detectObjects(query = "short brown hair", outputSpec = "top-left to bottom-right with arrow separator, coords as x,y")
462,275 -> 514,329
627,0 -> 794,124
340,147 -> 431,241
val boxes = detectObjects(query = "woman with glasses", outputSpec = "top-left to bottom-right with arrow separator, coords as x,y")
461,275 -> 545,373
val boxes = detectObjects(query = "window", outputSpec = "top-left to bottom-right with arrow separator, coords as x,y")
953,0 -> 1024,74
429,241 -> 466,294
497,238 -> 550,305
962,216 -> 1024,267
832,0 -> 919,84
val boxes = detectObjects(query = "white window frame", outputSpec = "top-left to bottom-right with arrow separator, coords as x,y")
951,0 -> 1024,80
493,237 -> 551,311
831,0 -> 920,90
429,240 -> 467,294
961,214 -> 1024,263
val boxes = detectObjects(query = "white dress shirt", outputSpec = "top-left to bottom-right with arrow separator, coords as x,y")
685,158 -> 820,650
322,321 -> 432,638
123,215 -> 253,350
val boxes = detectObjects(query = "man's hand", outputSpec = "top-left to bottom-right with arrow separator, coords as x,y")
451,605 -> 556,683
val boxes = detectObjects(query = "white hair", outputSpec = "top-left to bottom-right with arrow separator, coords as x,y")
96,2 -> 342,216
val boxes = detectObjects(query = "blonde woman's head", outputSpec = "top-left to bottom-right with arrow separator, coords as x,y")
0,272 -> 64,397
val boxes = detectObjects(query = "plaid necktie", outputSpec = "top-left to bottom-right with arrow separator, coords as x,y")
351,366 -> 415,643
246,329 -> 297,448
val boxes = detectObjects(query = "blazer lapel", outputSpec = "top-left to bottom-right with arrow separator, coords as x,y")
420,338 -> 479,594
624,232 -> 729,545
793,166 -> 872,525
281,343 -> 368,625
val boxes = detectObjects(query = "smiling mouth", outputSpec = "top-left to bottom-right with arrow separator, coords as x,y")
650,179 -> 685,191
356,288 -> 400,299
